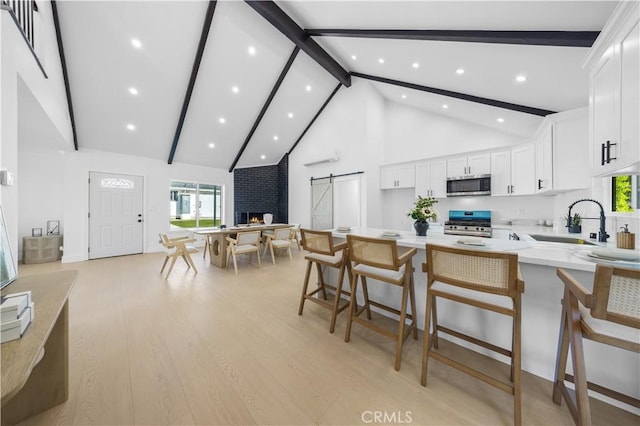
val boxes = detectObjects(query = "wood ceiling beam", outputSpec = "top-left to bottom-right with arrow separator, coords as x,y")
51,1 -> 78,150
351,72 -> 556,116
306,29 -> 600,48
168,1 -> 217,165
245,1 -> 351,86
229,47 -> 301,172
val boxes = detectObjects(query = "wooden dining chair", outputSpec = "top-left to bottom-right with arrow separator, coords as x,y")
553,265 -> 640,425
226,230 -> 262,274
263,227 -> 293,264
298,229 -> 350,333
421,243 -> 524,426
159,233 -> 199,277
345,234 -> 418,371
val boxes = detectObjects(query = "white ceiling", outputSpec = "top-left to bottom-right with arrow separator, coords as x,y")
49,0 -> 618,170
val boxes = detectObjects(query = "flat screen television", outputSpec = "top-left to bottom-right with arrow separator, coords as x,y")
0,205 -> 18,290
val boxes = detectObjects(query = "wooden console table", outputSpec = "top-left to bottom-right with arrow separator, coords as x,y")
196,224 -> 291,268
1,270 -> 78,426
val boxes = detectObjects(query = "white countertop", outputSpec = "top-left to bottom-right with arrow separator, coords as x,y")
332,225 -> 639,272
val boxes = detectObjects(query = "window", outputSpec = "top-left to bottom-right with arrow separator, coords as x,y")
170,181 -> 223,229
612,175 -> 639,212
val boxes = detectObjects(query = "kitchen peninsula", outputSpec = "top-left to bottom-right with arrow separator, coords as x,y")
329,226 -> 639,412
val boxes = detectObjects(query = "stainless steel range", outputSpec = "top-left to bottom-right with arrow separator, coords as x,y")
444,210 -> 492,238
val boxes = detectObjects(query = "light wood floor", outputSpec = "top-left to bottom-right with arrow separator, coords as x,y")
12,248 -> 638,425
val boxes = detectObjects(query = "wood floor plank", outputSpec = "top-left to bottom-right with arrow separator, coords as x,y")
10,251 -> 638,426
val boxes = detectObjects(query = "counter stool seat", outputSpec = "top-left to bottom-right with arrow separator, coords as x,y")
344,234 -> 418,371
298,229 -> 350,334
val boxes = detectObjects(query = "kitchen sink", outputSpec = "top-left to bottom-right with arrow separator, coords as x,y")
528,234 -> 598,245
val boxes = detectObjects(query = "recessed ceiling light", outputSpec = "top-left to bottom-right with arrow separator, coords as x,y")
128,87 -> 138,95
248,46 -> 256,56
401,94 -> 407,99
288,112 -> 293,119
126,123 -> 135,131
456,68 -> 465,75
516,75 -> 527,83
231,86 -> 239,93
131,38 -> 142,49
351,55 -> 357,60
378,58 -> 385,64
305,85 -> 312,92
260,155 -> 266,160
497,117 -> 505,123
273,135 -> 279,141
442,104 -> 449,109
208,143 -> 215,148
412,62 -> 420,69
219,117 -> 226,124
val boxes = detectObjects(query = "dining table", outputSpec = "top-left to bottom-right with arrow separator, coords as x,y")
195,223 -> 292,268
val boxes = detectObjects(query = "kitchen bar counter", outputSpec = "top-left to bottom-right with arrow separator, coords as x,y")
328,226 -> 639,412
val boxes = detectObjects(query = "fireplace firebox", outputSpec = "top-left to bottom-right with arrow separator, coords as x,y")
238,212 -> 271,225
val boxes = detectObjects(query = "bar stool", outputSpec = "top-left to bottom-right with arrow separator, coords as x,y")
298,229 -> 350,333
421,243 -> 524,425
553,265 -> 640,425
344,234 -> 418,371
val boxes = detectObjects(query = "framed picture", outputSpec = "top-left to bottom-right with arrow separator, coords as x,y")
1,206 -> 18,290
32,228 -> 42,237
47,220 -> 60,235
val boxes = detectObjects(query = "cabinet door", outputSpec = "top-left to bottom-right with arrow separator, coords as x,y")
490,150 -> 511,196
430,159 -> 448,198
447,157 -> 468,177
380,165 -> 397,189
467,153 -> 491,175
591,51 -> 619,172
414,161 -> 429,198
620,20 -> 639,169
535,126 -> 553,193
395,164 -> 415,188
511,144 -> 535,195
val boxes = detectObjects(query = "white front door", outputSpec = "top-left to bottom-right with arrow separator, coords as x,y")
89,172 -> 144,259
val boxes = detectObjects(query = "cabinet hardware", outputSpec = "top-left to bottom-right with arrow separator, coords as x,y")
601,142 -> 606,166
605,140 -> 617,164
538,179 -> 543,190
510,185 -> 514,194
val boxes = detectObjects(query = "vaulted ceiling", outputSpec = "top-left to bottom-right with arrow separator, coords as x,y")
53,1 -> 617,171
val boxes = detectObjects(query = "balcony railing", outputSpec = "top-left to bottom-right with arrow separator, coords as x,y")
2,0 -> 37,47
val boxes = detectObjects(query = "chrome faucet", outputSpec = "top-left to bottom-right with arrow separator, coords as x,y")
567,199 -> 609,243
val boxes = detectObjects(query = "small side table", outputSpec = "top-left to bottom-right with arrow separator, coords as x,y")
22,235 -> 63,264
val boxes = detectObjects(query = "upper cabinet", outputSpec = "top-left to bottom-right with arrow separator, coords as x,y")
414,159 -> 447,199
534,126 -> 553,194
586,1 -> 639,175
447,153 -> 491,177
491,144 -> 535,196
380,163 -> 415,189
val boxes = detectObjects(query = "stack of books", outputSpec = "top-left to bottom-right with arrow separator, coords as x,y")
1,291 -> 34,343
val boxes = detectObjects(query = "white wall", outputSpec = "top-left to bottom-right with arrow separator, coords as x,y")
289,79 -> 386,228
57,148 -> 233,263
1,4 -> 73,261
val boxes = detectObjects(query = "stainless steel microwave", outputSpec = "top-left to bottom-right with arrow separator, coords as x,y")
446,174 -> 491,196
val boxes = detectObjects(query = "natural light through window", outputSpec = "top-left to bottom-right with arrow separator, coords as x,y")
612,175 -> 639,213
170,181 -> 223,229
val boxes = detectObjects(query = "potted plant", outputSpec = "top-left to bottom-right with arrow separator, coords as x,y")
567,213 -> 582,234
408,196 -> 438,236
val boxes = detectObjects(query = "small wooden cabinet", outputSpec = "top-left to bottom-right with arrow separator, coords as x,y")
22,235 -> 63,264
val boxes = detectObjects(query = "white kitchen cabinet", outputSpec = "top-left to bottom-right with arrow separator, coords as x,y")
510,144 -> 536,195
549,107 -> 590,192
414,159 -> 447,198
586,2 -> 639,175
535,125 -> 553,194
380,163 -> 415,189
491,145 -> 535,196
447,153 -> 491,177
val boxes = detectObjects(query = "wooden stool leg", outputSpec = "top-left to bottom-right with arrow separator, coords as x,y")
361,276 -> 372,320
553,300 -> 570,405
329,263 -> 346,334
298,261 -> 313,315
394,276 -> 410,371
432,296 -> 440,350
408,268 -> 418,339
513,294 -> 522,426
160,255 -> 169,273
344,273 -> 358,343
316,263 -> 328,300
567,291 -> 592,426
421,290 -> 434,386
